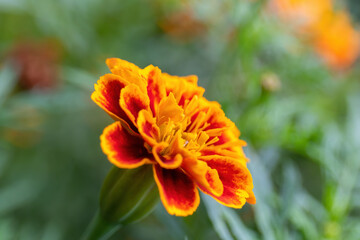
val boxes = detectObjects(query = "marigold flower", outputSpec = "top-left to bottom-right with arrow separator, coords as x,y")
272,0 -> 332,31
271,0 -> 360,70
92,58 -> 255,216
313,11 -> 360,70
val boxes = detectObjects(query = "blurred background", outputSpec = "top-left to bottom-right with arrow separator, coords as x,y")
1,0 -> 360,239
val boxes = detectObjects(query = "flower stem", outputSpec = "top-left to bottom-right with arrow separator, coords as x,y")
81,211 -> 121,240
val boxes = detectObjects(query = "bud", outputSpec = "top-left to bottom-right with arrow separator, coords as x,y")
82,165 -> 159,240
100,165 -> 159,224
261,72 -> 281,92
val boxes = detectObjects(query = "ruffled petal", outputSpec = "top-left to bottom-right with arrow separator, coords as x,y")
203,103 -> 234,135
91,74 -> 130,122
162,73 -> 205,106
199,156 -> 255,208
106,58 -> 148,92
247,190 -> 256,204
200,147 -> 248,166
186,99 -> 233,136
137,109 -> 160,147
157,93 -> 184,125
100,122 -> 153,169
120,84 -> 150,126
209,129 -> 248,160
153,165 -> 200,216
212,127 -> 243,147
152,142 -> 183,169
147,67 -> 166,115
182,157 -> 223,197
106,58 -> 142,73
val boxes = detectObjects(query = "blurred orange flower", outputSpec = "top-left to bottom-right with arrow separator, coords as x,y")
92,58 -> 255,216
272,0 -> 360,70
272,0 -> 332,31
313,11 -> 360,70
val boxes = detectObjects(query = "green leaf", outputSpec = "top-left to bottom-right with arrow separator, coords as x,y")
203,194 -> 257,240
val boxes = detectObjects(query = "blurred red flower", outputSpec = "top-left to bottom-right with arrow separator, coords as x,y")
8,41 -> 60,90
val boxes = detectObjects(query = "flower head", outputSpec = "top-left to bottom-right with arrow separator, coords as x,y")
271,0 -> 360,70
92,58 -> 255,216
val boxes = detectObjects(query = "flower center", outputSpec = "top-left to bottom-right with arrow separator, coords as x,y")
154,98 -> 219,158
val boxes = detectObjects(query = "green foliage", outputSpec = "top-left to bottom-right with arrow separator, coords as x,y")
1,0 -> 360,239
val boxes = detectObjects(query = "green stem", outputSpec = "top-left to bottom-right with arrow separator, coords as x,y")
81,211 -> 121,240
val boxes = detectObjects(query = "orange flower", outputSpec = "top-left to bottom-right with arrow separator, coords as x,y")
271,0 -> 360,70
313,11 -> 360,70
272,0 -> 332,30
92,58 -> 255,216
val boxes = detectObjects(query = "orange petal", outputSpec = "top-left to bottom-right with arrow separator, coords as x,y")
137,109 -> 160,147
203,104 -> 234,133
120,84 -> 150,126
167,131 -> 188,157
200,147 -> 248,165
100,122 -> 153,169
186,99 -> 233,136
152,142 -> 183,169
157,93 -> 184,125
209,129 -> 248,160
147,67 -> 166,115
106,58 -> 142,73
91,74 -> 130,122
162,73 -> 205,106
153,165 -> 200,216
247,190 -> 256,204
183,75 -> 199,85
182,157 -> 223,197
106,58 -> 147,92
199,156 -> 255,208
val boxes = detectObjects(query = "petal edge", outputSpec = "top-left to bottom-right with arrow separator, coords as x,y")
153,165 -> 200,216
100,122 -> 153,169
